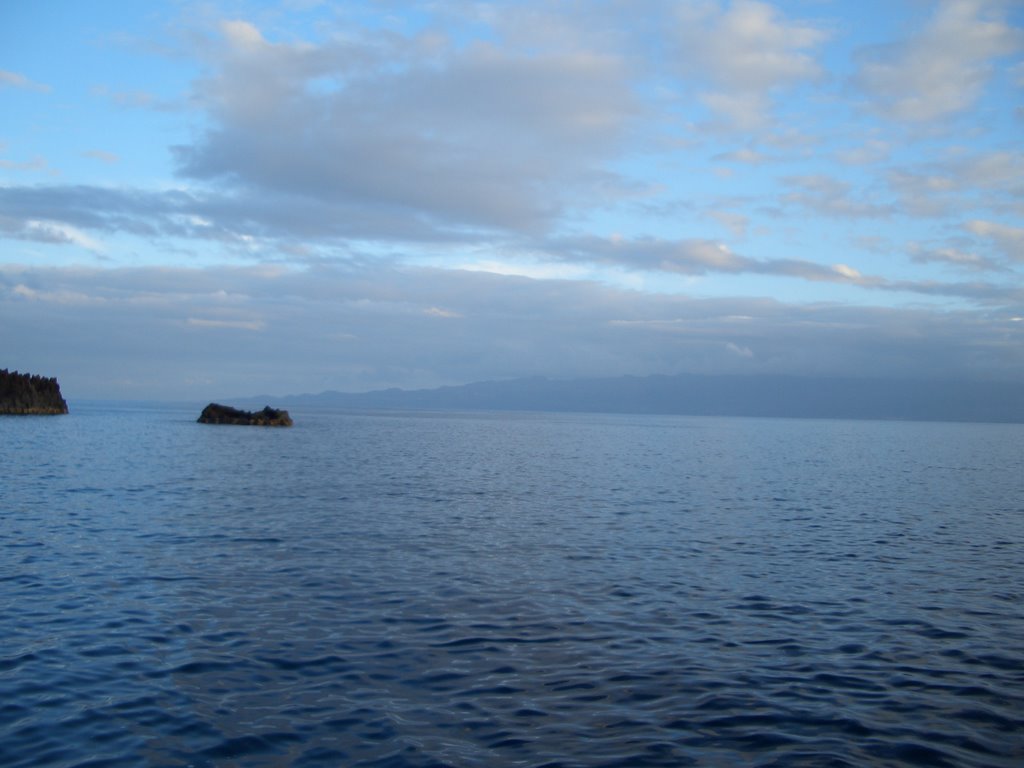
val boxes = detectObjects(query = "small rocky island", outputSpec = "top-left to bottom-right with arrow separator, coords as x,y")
198,403 -> 293,427
0,369 -> 69,415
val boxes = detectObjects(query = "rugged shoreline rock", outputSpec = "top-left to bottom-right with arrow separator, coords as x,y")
198,403 -> 293,426
0,369 -> 69,415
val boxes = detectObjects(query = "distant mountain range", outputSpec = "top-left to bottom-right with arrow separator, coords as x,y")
237,373 -> 1024,424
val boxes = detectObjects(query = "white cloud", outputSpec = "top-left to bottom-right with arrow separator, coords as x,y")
854,0 -> 1023,122
836,139 -> 891,166
459,258 -> 590,282
83,150 -> 120,165
423,306 -> 462,318
174,18 -> 637,234
713,147 -> 769,165
11,284 -> 102,305
726,341 -> 753,358
674,0 -> 827,129
955,150 -> 1024,191
0,155 -> 55,174
832,264 -> 862,280
886,168 -> 957,217
539,233 -> 1024,305
884,150 -> 1024,217
2,2 -> 1024,403
783,175 -> 892,218
2,218 -> 106,252
909,244 -> 1002,272
91,85 -> 180,111
967,219 -> 1024,262
3,263 -> 1021,399
221,19 -> 266,49
186,317 -> 265,330
0,70 -> 50,92
710,210 -> 750,239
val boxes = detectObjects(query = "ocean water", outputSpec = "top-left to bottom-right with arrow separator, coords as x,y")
1,404 -> 1022,768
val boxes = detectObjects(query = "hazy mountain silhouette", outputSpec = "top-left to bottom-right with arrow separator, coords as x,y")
238,373 -> 1024,423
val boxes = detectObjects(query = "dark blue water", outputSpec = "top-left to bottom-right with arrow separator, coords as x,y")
2,404 -> 1022,767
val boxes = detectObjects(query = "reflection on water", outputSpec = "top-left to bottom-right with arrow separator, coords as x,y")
1,405 -> 1022,766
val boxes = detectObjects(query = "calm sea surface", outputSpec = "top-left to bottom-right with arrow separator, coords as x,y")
2,404 -> 1022,767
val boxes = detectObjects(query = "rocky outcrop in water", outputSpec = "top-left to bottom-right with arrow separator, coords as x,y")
198,403 -> 293,426
0,369 -> 69,415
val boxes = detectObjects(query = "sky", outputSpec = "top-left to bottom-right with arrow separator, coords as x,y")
1,0 -> 1022,400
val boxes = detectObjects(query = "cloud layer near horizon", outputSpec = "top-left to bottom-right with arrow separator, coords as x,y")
3,262 -> 1021,399
1,1 -> 1022,398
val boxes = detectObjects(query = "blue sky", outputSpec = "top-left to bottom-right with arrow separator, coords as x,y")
1,0 -> 1022,399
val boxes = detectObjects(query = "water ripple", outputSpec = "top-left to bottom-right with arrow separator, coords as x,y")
1,406 -> 1022,766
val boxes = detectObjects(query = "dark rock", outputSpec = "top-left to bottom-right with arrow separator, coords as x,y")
198,402 -> 293,426
0,369 -> 69,415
